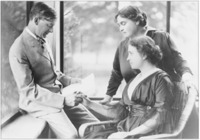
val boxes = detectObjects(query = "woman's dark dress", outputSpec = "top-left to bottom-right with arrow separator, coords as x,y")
106,29 -> 192,97
85,70 -> 174,139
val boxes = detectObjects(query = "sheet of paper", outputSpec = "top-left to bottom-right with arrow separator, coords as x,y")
62,73 -> 96,96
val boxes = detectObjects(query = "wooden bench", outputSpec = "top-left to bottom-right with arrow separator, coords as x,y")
1,110 -> 56,138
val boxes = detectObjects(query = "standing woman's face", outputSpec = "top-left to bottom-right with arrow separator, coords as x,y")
116,15 -> 138,38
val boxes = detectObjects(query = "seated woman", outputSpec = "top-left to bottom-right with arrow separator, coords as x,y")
78,36 -> 175,139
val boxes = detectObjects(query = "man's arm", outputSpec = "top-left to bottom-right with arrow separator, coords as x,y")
55,70 -> 72,87
9,53 -> 65,110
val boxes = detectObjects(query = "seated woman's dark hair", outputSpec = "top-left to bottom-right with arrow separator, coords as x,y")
115,5 -> 147,27
129,36 -> 163,65
29,2 -> 56,21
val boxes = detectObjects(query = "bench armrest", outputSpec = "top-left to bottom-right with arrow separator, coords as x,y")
79,120 -> 118,138
2,114 -> 47,138
140,86 -> 198,139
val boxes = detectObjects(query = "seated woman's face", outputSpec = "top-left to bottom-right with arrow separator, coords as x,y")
127,45 -> 145,69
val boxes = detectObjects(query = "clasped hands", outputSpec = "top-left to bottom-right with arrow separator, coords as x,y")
63,77 -> 87,107
64,91 -> 87,107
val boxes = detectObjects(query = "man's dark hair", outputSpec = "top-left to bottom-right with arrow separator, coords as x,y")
29,2 -> 56,21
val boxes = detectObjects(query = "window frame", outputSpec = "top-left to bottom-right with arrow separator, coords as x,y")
26,1 -> 171,99
60,1 -> 171,99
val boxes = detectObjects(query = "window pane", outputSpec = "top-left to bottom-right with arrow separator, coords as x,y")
63,1 -> 166,97
1,1 -> 26,120
170,2 -> 198,87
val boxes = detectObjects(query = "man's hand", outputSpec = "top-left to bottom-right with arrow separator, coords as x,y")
99,95 -> 113,105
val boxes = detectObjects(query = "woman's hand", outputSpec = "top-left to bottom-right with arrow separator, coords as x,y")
181,72 -> 195,93
99,95 -> 113,105
108,132 -> 130,139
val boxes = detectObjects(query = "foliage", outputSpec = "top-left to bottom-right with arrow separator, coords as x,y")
63,1 -> 198,96
62,1 -> 167,95
1,1 -> 26,119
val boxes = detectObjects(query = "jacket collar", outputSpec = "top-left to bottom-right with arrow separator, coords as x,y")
146,26 -> 156,37
21,27 -> 51,61
25,27 -> 37,40
22,27 -> 41,48
25,27 -> 46,45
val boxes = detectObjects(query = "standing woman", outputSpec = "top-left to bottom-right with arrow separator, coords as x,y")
100,5 -> 193,104
80,36 -> 174,138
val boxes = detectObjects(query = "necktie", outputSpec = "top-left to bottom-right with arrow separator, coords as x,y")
25,28 -> 46,46
36,35 -> 46,46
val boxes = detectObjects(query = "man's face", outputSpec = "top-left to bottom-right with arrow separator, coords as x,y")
35,18 -> 55,38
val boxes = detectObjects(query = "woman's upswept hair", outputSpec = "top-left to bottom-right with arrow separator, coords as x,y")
115,5 -> 147,27
129,36 -> 163,65
29,2 -> 56,21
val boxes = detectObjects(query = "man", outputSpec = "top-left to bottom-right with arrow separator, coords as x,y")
9,2 -> 98,138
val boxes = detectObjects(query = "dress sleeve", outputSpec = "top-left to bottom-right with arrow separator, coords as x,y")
142,75 -> 174,130
9,52 -> 65,110
166,32 -> 192,76
106,46 -> 123,97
